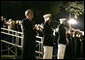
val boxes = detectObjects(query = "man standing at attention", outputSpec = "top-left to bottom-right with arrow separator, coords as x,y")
43,14 -> 54,59
21,9 -> 36,59
57,18 -> 69,59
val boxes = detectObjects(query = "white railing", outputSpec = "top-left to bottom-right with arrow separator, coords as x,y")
1,27 -> 43,58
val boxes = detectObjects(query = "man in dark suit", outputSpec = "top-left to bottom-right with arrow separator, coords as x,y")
43,14 -> 54,59
21,9 -> 36,59
57,18 -> 69,59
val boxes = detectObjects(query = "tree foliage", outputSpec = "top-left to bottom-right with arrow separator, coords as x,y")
64,1 -> 84,19
50,1 -> 84,19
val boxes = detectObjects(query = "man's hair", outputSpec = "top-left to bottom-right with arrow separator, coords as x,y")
25,9 -> 33,17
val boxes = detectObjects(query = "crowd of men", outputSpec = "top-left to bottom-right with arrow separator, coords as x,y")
1,9 -> 84,59
1,16 -> 22,32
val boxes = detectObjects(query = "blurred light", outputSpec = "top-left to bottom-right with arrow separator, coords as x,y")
76,34 -> 79,37
68,18 -> 77,24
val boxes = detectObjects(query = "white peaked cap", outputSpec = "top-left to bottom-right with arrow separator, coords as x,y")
59,18 -> 66,21
43,14 -> 52,22
59,18 -> 66,24
43,14 -> 51,18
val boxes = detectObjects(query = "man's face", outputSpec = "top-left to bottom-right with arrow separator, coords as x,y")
28,11 -> 34,20
1,16 -> 4,20
62,20 -> 66,25
63,21 -> 66,24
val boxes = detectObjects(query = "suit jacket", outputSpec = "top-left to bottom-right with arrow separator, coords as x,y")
21,18 -> 36,59
43,21 -> 54,46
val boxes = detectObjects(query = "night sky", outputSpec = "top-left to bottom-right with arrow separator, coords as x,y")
1,1 -> 84,31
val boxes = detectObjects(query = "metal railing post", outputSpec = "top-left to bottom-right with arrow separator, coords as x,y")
8,44 -> 9,55
15,32 -> 18,58
1,43 -> 2,55
41,37 -> 43,52
39,42 -> 40,57
12,32 -> 14,43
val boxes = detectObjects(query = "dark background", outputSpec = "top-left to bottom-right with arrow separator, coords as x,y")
1,1 -> 84,31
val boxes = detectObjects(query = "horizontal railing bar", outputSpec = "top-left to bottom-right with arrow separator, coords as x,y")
1,40 -> 22,48
1,32 -> 23,39
35,51 -> 43,55
1,28 -> 23,34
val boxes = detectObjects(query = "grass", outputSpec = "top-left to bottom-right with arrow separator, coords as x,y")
1,55 -> 15,59
1,55 -> 43,59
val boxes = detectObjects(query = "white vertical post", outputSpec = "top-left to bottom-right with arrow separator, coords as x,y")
8,44 -> 9,55
39,42 -> 40,57
15,32 -> 18,58
1,43 -> 2,55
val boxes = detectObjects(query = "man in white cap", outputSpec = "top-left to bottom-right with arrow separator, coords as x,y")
57,18 -> 69,59
43,14 -> 54,59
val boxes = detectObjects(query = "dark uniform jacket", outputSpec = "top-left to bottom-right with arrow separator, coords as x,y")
21,18 -> 36,59
43,21 -> 54,46
58,24 -> 67,45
